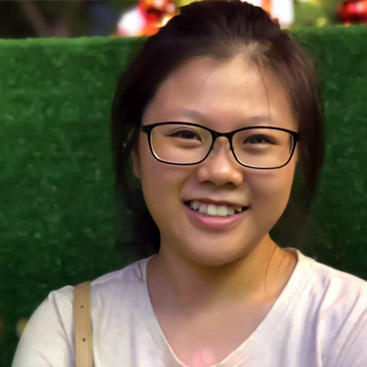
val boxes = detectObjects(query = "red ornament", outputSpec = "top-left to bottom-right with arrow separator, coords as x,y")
138,0 -> 176,35
338,0 -> 367,24
117,0 -> 176,37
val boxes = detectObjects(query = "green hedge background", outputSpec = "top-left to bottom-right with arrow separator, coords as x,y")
1,27 -> 367,365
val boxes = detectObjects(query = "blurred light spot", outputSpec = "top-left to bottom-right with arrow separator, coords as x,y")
154,0 -> 165,8
316,16 -> 328,27
202,347 -> 216,364
161,15 -> 171,26
118,8 -> 146,36
192,346 -> 216,367
167,3 -> 176,13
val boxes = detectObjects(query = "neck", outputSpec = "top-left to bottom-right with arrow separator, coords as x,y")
147,236 -> 297,314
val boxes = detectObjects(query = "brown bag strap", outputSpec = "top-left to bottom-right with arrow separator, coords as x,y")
73,281 -> 93,367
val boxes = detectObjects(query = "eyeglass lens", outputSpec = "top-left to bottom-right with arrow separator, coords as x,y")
149,123 -> 295,168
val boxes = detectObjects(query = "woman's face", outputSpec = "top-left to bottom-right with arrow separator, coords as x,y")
133,55 -> 298,266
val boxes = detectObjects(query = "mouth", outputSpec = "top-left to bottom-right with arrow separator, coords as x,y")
183,200 -> 249,217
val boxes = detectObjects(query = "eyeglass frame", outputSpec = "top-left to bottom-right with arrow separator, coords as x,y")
141,121 -> 300,170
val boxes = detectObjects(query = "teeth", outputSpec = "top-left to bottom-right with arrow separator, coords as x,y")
199,203 -> 207,214
189,200 -> 242,217
227,207 -> 235,215
217,205 -> 228,216
207,204 -> 217,216
192,201 -> 200,210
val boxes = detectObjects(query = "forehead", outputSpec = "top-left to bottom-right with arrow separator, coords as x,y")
143,55 -> 297,131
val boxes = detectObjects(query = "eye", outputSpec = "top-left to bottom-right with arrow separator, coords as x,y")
171,129 -> 202,141
244,134 -> 274,145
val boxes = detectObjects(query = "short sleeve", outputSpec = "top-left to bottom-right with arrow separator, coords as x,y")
12,286 -> 75,367
335,311 -> 367,367
323,286 -> 367,367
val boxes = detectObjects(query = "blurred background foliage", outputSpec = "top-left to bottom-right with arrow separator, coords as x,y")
0,0 -> 355,39
294,0 -> 342,28
0,0 -> 134,38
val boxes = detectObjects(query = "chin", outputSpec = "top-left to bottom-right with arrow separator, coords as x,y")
182,238 -> 257,268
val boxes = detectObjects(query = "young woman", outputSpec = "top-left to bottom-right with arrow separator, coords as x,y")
13,1 -> 367,366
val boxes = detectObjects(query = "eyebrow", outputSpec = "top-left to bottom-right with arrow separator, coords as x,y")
181,109 -> 274,126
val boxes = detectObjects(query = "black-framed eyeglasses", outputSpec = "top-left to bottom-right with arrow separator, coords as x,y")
141,122 -> 299,169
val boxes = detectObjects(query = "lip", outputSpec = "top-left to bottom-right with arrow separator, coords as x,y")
184,202 -> 248,231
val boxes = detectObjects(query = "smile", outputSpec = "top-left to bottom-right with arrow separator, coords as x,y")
184,200 -> 247,217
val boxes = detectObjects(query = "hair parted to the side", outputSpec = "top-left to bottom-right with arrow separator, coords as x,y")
111,0 -> 324,258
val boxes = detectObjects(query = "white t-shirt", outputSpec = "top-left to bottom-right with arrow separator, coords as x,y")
12,249 -> 367,367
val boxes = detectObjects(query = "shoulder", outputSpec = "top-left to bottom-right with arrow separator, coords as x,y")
294,250 -> 367,367
41,256 -> 149,326
283,248 -> 367,325
12,284 -> 75,367
91,256 -> 149,293
293,249 -> 367,318
87,257 -> 151,315
34,257 -> 148,312
298,250 -> 367,306
12,257 -> 151,367
41,256 -> 150,307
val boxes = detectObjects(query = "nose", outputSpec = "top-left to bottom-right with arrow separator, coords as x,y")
195,137 -> 244,187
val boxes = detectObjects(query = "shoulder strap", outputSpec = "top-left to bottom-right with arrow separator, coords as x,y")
73,281 -> 94,367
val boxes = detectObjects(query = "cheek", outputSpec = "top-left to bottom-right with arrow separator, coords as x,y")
139,163 -> 170,231
140,170 -> 186,238
246,165 -> 295,213
138,145 -> 189,227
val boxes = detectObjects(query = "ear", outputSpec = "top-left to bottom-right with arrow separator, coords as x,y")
131,148 -> 141,180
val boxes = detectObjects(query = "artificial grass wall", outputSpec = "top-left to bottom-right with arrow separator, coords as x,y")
1,27 -> 367,365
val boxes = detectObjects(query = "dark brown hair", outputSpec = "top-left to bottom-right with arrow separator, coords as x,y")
111,0 -> 324,257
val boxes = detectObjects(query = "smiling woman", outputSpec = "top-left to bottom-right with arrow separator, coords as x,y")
133,55 -> 299,269
12,1 -> 367,367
